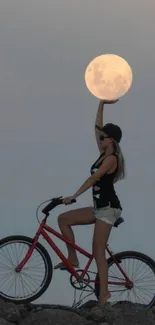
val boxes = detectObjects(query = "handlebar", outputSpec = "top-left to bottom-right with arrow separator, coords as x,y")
41,196 -> 76,215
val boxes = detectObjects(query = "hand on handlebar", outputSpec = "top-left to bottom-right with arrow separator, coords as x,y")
63,196 -> 76,205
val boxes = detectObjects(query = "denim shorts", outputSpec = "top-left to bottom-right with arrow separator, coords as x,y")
93,205 -> 122,226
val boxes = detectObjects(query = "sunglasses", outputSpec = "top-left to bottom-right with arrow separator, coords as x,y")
99,135 -> 109,141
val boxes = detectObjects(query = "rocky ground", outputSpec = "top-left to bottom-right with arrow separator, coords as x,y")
0,298 -> 155,325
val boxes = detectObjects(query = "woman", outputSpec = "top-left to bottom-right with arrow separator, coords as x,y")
54,99 -> 125,306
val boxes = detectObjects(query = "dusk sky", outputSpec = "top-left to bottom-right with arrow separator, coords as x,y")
0,0 -> 155,305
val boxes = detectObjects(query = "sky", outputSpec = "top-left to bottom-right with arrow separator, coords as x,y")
0,0 -> 155,306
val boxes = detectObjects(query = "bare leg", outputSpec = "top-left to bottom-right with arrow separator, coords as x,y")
93,219 -> 112,304
56,207 -> 95,266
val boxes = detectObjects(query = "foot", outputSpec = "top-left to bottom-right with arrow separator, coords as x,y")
54,260 -> 79,270
91,293 -> 113,313
98,292 -> 111,306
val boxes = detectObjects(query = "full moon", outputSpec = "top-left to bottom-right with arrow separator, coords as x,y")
85,54 -> 133,100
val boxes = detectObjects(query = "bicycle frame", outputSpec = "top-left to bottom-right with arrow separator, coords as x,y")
17,216 -> 131,286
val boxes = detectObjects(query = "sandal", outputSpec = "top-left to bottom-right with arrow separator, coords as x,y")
54,261 -> 79,270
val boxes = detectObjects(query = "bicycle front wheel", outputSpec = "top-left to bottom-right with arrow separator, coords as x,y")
0,235 -> 53,304
94,251 -> 155,308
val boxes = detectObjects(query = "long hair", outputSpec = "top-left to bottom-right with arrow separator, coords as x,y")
113,141 -> 125,183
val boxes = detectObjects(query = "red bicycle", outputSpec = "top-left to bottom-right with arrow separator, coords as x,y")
1,196 -> 155,308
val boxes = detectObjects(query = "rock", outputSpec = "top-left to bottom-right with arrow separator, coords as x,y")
17,304 -> 32,321
90,305 -> 116,325
0,298 -> 6,306
0,318 -> 15,325
0,298 -> 155,325
87,302 -> 155,325
0,302 -> 21,323
113,306 -> 155,325
0,299 -> 6,317
20,309 -> 96,325
80,300 -> 98,309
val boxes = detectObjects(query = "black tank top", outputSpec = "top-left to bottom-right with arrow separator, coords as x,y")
90,152 -> 122,210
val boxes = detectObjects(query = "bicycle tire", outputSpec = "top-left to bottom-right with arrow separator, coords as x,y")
94,250 -> 155,308
0,235 -> 53,304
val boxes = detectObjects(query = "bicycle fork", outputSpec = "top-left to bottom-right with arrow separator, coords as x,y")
16,233 -> 41,272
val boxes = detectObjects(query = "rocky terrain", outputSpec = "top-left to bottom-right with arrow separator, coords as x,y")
0,298 -> 155,325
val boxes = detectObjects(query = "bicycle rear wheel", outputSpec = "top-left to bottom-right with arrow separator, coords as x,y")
94,251 -> 155,308
0,235 -> 53,303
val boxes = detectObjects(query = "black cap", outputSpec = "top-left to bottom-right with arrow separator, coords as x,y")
102,123 -> 122,143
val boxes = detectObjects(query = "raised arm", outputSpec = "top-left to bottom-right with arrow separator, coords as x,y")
95,100 -> 105,153
94,99 -> 119,153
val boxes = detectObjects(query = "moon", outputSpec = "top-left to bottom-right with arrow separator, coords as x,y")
85,54 -> 133,100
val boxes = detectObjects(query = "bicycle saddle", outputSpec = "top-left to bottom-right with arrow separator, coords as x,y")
114,217 -> 124,227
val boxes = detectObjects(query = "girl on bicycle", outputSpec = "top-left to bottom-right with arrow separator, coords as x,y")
54,99 -> 125,306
